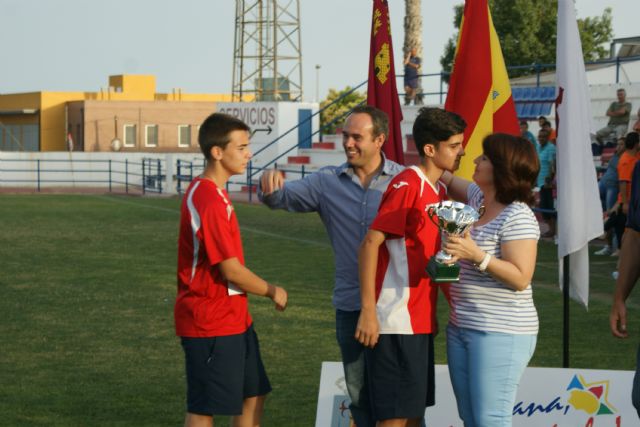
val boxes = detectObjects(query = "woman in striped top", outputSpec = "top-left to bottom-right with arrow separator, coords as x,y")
439,133 -> 541,427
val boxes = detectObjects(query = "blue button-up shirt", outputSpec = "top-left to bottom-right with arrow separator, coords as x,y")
258,156 -> 404,311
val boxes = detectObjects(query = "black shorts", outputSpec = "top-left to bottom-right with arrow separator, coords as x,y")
539,187 -> 557,219
365,334 -> 435,421
180,324 -> 272,416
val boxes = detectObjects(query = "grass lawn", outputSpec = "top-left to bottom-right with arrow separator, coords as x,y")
0,193 -> 637,426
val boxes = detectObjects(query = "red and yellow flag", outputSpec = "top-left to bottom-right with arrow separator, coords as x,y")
444,0 -> 519,179
367,0 -> 404,164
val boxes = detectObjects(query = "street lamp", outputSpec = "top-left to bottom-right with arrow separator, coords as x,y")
315,64 -> 321,103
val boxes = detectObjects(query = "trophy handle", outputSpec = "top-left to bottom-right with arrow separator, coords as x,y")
426,205 -> 440,228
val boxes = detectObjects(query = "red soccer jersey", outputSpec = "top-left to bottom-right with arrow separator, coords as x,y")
370,166 -> 446,334
174,177 -> 252,337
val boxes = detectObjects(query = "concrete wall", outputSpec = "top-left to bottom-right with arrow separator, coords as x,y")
0,151 -> 208,194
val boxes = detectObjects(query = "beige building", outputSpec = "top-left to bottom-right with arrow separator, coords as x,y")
0,74 -> 251,152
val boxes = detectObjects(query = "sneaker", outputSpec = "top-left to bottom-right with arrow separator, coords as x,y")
611,250 -> 620,257
612,271 -> 619,280
594,246 -> 612,256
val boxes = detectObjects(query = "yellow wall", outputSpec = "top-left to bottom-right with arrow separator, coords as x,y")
0,74 -> 250,151
40,92 -> 86,150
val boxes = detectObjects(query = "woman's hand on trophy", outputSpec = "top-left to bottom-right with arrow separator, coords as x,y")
443,230 -> 484,264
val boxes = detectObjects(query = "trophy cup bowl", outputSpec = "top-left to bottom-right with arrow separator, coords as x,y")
425,201 -> 484,283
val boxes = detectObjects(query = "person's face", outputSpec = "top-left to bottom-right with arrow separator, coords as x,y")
616,139 -> 626,154
411,48 -> 417,57
538,117 -> 545,127
342,113 -> 384,169
472,153 -> 494,187
520,123 -> 528,135
213,130 -> 252,175
617,90 -> 626,103
429,132 -> 465,172
538,131 -> 549,146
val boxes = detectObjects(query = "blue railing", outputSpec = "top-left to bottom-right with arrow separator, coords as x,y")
396,54 -> 640,105
241,80 -> 368,201
0,157 -> 166,194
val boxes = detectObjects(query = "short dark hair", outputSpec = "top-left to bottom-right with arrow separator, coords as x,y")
538,128 -> 550,138
519,120 -> 528,126
482,133 -> 540,206
538,115 -> 547,121
198,113 -> 251,161
412,107 -> 466,157
624,131 -> 639,150
349,105 -> 389,139
617,88 -> 626,93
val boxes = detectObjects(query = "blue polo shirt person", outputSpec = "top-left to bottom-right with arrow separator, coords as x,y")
536,128 -> 557,238
258,105 -> 404,427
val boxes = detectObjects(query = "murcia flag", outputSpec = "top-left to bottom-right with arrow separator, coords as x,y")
444,0 -> 519,179
555,0 -> 603,307
367,0 -> 404,164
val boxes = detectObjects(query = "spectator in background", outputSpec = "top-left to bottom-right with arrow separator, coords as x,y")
607,132 -> 640,260
610,160 -> 640,417
542,120 -> 557,144
536,128 -> 557,239
537,116 -> 556,142
595,137 -> 625,256
520,120 -> 537,148
596,88 -> 632,145
404,47 -> 421,106
633,107 -> 640,133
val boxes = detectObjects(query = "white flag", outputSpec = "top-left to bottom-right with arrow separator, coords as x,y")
555,0 -> 604,308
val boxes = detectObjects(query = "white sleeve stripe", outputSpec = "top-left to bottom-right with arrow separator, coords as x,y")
186,181 -> 202,282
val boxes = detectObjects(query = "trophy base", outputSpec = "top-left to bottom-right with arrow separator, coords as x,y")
426,258 -> 460,283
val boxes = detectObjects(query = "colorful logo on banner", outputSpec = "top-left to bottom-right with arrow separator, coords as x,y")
514,373 -> 622,426
567,374 -> 617,416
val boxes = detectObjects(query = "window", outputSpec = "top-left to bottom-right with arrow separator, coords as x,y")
124,124 -> 137,147
145,124 -> 158,147
178,125 -> 191,148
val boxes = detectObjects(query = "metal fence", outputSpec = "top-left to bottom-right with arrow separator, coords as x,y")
0,157 -> 167,195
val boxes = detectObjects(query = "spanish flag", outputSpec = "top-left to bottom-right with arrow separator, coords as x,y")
444,0 -> 519,179
367,0 -> 404,164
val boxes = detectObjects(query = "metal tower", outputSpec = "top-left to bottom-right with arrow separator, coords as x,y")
232,0 -> 303,102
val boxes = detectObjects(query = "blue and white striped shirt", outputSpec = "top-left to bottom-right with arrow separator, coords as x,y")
449,184 -> 540,335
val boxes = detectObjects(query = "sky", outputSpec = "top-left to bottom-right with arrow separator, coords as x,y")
0,0 -> 637,102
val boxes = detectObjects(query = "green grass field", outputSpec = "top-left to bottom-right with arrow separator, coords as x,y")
0,193 -> 637,426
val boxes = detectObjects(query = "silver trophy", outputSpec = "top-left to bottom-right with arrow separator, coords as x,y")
426,201 -> 484,283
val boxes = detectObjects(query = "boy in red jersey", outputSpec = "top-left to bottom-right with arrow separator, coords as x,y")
175,113 -> 287,427
356,107 -> 466,426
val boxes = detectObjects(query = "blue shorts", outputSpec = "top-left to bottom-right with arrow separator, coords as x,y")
180,324 -> 272,416
365,333 -> 435,420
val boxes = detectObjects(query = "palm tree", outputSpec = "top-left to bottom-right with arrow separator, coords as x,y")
403,0 -> 422,58
403,0 -> 423,103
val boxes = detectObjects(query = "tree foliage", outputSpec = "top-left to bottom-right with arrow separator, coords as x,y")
319,86 -> 366,134
440,1 -> 613,78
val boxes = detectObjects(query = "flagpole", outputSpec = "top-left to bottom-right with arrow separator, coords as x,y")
563,254 -> 570,368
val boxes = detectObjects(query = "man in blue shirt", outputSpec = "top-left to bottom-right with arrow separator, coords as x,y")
520,120 -> 537,149
536,128 -> 557,238
610,160 -> 640,416
259,105 -> 404,427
